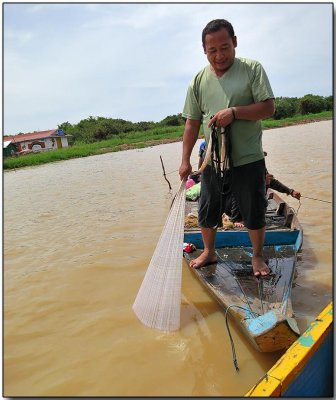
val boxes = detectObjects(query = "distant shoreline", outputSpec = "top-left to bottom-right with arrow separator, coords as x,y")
3,116 -> 332,170
112,117 -> 333,151
72,116 -> 332,153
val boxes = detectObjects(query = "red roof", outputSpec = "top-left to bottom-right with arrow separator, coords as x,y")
4,129 -> 60,143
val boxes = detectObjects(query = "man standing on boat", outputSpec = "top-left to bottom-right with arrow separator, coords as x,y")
179,19 -> 275,276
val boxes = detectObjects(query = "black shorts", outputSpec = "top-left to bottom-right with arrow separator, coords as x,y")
198,165 -> 233,229
231,159 -> 267,230
198,160 -> 267,230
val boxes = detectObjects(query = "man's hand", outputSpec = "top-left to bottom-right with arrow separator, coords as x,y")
291,190 -> 301,200
208,108 -> 234,128
266,173 -> 274,186
179,160 -> 192,181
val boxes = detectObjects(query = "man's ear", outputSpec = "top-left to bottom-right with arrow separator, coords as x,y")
233,36 -> 237,48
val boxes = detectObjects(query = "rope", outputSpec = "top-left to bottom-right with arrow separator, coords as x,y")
205,124 -> 232,228
280,193 -> 331,218
215,252 -> 257,317
282,194 -> 329,221
247,373 -> 270,395
301,195 -> 332,204
225,304 -> 260,372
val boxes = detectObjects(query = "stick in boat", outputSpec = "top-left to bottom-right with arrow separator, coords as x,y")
160,155 -> 172,190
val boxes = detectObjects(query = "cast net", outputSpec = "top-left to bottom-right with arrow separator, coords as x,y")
132,181 -> 186,331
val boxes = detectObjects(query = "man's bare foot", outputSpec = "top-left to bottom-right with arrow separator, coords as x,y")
234,221 -> 245,228
189,251 -> 217,269
252,255 -> 270,276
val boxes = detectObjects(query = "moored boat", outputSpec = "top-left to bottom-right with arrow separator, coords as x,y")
183,189 -> 303,353
245,302 -> 333,397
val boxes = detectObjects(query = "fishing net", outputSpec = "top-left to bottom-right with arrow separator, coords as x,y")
132,181 -> 186,331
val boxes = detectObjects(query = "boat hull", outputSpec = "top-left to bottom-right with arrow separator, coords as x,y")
241,310 -> 300,352
245,302 -> 333,397
184,229 -> 301,250
183,190 -> 303,353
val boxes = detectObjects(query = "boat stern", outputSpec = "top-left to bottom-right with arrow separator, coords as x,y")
241,310 -> 300,352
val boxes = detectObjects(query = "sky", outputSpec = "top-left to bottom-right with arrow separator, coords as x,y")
3,2 -> 333,135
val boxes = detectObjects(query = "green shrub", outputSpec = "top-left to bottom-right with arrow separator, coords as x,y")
274,97 -> 299,119
159,114 -> 185,126
300,94 -> 327,114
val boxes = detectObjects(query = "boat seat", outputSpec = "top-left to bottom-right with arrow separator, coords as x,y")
276,202 -> 286,215
284,212 -> 294,228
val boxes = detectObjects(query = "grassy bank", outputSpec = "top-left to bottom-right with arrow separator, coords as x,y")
4,111 -> 332,170
262,111 -> 332,129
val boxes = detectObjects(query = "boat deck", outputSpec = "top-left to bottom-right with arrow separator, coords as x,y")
183,190 -> 302,352
184,245 -> 296,319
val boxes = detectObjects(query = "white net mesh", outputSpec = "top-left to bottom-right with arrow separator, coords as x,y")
132,181 -> 186,331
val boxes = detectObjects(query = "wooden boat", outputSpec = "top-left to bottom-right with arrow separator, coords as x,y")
245,302 -> 333,397
183,189 -> 303,353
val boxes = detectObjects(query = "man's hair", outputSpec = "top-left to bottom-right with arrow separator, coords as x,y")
202,19 -> 235,48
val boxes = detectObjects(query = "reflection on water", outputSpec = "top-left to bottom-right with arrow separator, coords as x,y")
4,121 -> 332,396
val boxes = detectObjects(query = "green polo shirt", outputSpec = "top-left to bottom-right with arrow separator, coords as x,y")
182,57 -> 274,167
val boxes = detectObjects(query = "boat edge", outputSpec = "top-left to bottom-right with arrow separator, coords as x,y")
244,302 -> 333,397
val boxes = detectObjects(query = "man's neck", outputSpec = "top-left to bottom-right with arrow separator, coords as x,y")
209,60 -> 235,77
210,65 -> 224,77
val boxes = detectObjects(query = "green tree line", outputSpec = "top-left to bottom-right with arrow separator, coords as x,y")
58,94 -> 332,144
273,94 -> 333,120
58,114 -> 185,144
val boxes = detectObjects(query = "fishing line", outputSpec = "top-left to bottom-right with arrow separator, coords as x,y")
295,200 -> 301,216
301,196 -> 332,204
294,194 -> 331,217
216,252 -> 257,318
208,123 -> 233,228
225,304 -> 259,372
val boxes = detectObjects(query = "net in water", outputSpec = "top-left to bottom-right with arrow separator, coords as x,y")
132,182 -> 186,331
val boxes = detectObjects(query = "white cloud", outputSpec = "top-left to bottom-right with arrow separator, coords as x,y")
5,29 -> 34,44
3,2 -> 333,134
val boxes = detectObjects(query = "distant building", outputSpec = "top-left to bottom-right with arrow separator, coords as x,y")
3,129 -> 71,156
3,140 -> 18,158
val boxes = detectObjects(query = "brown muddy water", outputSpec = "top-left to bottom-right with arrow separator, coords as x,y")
3,120 -> 332,396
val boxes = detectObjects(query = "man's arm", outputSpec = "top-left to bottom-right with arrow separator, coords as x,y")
232,98 -> 275,120
269,178 -> 292,195
179,118 -> 201,180
208,99 -> 275,128
269,178 -> 301,200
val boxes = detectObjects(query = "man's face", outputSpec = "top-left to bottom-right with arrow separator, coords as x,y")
203,27 -> 237,76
